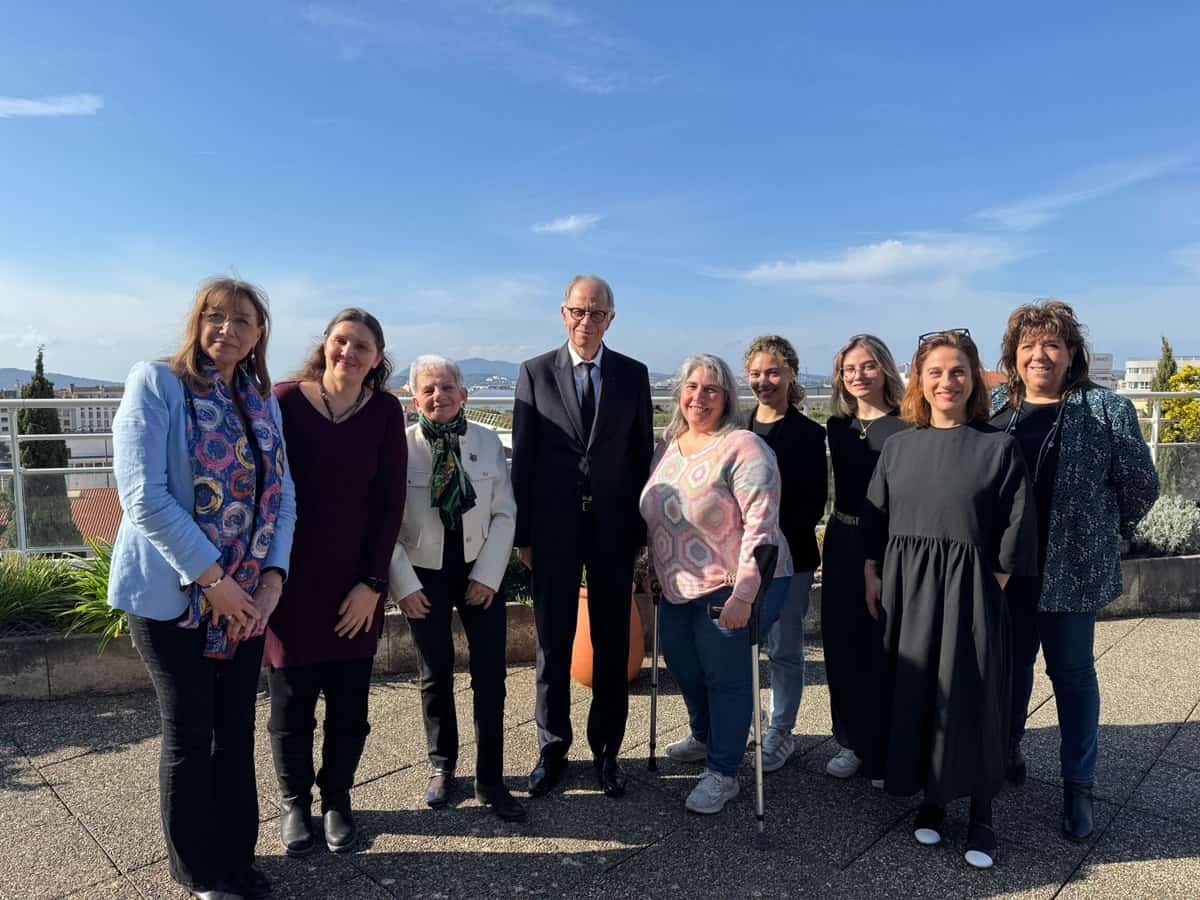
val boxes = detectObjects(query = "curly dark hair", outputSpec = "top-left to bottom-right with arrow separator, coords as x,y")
999,299 -> 1091,406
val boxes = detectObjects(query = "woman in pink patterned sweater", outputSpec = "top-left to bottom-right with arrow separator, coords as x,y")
640,353 -> 793,815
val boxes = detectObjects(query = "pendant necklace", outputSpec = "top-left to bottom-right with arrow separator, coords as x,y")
320,380 -> 367,423
854,415 -> 882,441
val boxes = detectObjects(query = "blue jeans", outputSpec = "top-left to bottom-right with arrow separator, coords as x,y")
659,576 -> 791,776
1008,576 -> 1100,784
766,570 -> 813,733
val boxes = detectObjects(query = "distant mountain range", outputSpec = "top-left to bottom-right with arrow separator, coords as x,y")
0,368 -> 121,392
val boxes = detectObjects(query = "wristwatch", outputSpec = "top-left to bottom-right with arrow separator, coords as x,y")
360,576 -> 388,594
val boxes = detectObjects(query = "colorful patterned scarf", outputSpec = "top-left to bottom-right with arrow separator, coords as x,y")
179,360 -> 285,659
419,410 -> 477,531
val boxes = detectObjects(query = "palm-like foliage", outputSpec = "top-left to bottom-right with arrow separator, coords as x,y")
61,538 -> 127,653
0,552 -> 77,634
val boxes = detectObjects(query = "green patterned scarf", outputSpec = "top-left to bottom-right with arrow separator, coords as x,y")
419,410 -> 477,530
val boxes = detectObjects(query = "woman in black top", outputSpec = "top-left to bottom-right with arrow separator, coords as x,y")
821,334 -> 907,783
989,300 -> 1158,842
741,335 -> 827,773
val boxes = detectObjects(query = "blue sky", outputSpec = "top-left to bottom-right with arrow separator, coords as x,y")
2,1 -> 1199,382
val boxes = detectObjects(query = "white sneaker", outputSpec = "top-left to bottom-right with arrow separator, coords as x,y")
870,779 -> 885,790
761,727 -> 795,773
666,733 -> 707,763
825,748 -> 862,779
685,769 -> 740,814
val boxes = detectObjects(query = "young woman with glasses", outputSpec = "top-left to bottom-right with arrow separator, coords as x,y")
821,334 -> 907,784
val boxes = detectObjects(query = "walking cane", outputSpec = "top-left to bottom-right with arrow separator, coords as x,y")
749,543 -> 779,850
647,578 -> 663,772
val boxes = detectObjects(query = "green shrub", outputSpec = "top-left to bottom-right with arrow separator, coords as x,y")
1132,496 -> 1200,558
0,552 -> 78,634
61,539 -> 127,653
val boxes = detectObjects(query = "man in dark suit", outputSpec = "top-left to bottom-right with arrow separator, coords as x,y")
511,274 -> 654,798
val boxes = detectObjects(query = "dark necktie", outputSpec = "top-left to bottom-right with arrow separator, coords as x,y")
579,361 -> 595,440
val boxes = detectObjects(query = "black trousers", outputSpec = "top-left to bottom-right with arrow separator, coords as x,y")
408,528 -> 508,786
267,657 -> 374,812
532,509 -> 634,761
129,612 -> 263,891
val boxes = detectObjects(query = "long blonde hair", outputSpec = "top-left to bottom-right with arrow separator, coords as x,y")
166,277 -> 272,396
830,334 -> 904,417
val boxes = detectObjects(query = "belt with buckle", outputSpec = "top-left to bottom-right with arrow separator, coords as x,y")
831,509 -> 859,526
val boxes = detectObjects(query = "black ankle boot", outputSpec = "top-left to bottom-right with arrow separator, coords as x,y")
1062,781 -> 1094,842
323,797 -> 357,853
279,797 -> 315,857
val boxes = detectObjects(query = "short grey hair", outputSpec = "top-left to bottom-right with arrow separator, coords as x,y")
408,354 -> 464,393
563,274 -> 615,310
664,353 -> 741,441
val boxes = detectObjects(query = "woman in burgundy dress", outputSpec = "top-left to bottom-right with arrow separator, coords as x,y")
266,308 -> 407,857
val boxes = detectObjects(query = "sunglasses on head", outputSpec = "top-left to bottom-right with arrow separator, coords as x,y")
918,328 -> 972,344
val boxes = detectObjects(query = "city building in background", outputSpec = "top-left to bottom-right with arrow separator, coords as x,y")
1122,356 -> 1200,391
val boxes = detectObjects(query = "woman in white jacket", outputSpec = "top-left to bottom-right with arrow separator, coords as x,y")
391,355 -> 524,822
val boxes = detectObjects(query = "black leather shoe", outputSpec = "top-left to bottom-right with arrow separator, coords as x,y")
425,770 -> 454,808
235,864 -> 271,898
594,755 -> 627,798
475,782 -> 528,822
1062,780 -> 1095,842
1006,745 -> 1027,786
323,803 -> 358,853
528,754 -> 567,797
279,800 -> 315,857
190,882 -> 246,900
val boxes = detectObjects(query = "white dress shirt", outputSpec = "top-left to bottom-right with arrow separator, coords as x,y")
567,342 -> 604,406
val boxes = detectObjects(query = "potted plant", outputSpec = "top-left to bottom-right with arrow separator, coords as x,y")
570,566 -> 645,687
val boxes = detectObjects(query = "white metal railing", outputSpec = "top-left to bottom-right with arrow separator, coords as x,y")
3,389 -> 1199,554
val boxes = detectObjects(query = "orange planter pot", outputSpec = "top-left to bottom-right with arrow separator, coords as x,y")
570,587 -> 645,687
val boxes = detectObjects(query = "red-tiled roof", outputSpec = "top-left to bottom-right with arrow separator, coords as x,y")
70,487 -> 122,544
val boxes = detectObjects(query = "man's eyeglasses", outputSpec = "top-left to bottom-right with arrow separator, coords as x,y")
564,307 -> 611,323
918,328 -> 971,344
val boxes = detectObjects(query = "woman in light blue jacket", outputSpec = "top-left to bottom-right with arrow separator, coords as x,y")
109,277 -> 296,900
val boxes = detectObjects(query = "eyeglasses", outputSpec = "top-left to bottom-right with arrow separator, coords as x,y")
840,361 -> 880,378
918,328 -> 971,344
564,306 -> 611,323
202,309 -> 256,332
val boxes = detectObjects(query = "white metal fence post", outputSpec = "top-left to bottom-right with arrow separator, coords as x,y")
9,410 -> 29,552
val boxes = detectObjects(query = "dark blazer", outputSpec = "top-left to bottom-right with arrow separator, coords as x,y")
743,406 -> 828,572
512,343 -> 654,556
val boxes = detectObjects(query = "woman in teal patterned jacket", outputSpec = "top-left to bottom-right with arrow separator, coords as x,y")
989,299 -> 1159,844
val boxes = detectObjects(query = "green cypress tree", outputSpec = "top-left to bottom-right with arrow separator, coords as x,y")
16,348 -> 81,548
1151,336 -> 1178,392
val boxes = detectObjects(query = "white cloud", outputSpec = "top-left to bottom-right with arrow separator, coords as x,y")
743,236 -> 1018,284
532,213 -> 602,235
0,94 -> 104,119
974,155 -> 1188,231
491,1 -> 582,28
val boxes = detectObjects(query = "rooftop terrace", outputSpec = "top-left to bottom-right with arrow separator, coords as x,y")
3,613 -> 1198,899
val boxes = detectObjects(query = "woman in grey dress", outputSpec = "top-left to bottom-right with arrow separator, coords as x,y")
862,329 -> 1037,869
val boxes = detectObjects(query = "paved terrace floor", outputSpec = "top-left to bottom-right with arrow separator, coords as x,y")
3,613 -> 1199,900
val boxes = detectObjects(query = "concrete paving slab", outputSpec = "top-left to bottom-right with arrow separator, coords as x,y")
1160,708 -> 1200,771
1125,760 -> 1200,829
0,735 -> 72,831
61,875 -> 142,899
3,690 -> 161,766
1059,807 -> 1200,899
0,817 -> 117,900
344,760 -> 681,899
826,815 -> 1085,900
